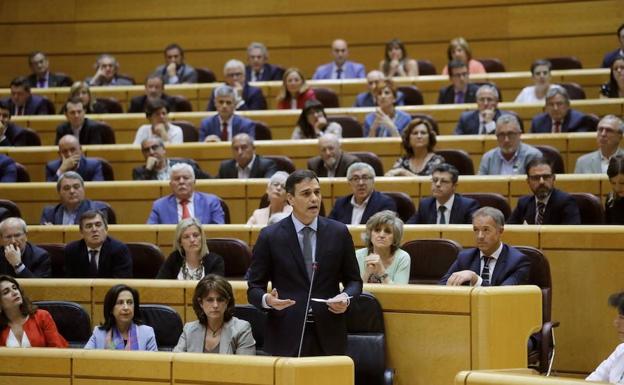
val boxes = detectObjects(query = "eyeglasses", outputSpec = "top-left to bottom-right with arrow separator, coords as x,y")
528,174 -> 554,182
349,175 -> 373,183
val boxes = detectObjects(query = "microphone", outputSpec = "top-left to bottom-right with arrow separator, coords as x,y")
297,260 -> 318,357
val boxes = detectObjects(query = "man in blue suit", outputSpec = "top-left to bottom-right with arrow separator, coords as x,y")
245,42 -> 285,82
247,169 -> 362,356
454,84 -> 513,135
508,157 -> 581,225
3,76 -> 54,116
312,39 -> 366,80
530,86 -> 589,133
200,85 -> 256,142
206,60 -> 266,111
440,206 -> 530,286
601,23 -> 624,68
437,60 -> 480,104
45,135 -> 104,182
329,162 -> 396,224
147,163 -> 225,224
0,154 -> 17,183
407,163 -> 479,224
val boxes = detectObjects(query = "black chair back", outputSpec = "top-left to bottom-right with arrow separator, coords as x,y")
95,97 -> 123,113
477,58 -> 506,73
384,191 -> 416,222
37,243 -> 65,277
140,304 -> 183,351
534,145 -> 565,174
349,151 -> 384,176
15,162 -> 30,182
435,149 -> 475,175
196,68 -> 217,83
397,86 -> 424,105
174,120 -> 199,142
264,155 -> 296,173
417,60 -> 437,75
402,239 -> 462,284
206,238 -> 252,278
328,115 -> 363,138
571,192 -> 604,224
254,121 -> 273,140
126,242 -> 165,278
34,300 -> 91,348
234,304 -> 267,354
462,193 -> 512,220
313,88 -> 340,108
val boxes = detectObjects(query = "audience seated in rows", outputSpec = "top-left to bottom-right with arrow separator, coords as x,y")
65,210 -> 132,278
357,210 -> 410,284
441,37 -> 486,75
440,206 -> 530,286
40,172 -> 110,225
0,100 -> 28,146
600,54 -> 624,98
385,117 -> 445,177
292,99 -> 342,139
200,85 -> 255,142
380,38 -> 418,77
147,163 -> 225,225
156,218 -> 224,280
508,158 -> 581,225
86,54 -> 133,86
133,137 -> 209,180
65,81 -> 108,114
313,39 -> 366,80
478,114 -> 542,175
363,79 -> 411,137
437,60 -> 480,104
246,171 -> 292,225
245,42 -> 284,82
55,97 -> 107,145
455,84 -> 509,135
128,74 -> 177,113
0,275 -> 67,347
152,43 -> 198,85
530,86 -> 589,133
606,155 -> 624,225
601,23 -> 624,68
26,51 -> 73,89
0,217 -> 51,278
133,98 -> 183,145
207,60 -> 266,111
174,275 -> 255,354
329,162 -> 396,225
407,163 -> 479,224
514,59 -> 553,104
85,284 -> 156,350
3,76 -> 53,116
354,70 -> 405,107
575,115 -> 624,173
307,133 -> 358,177
46,135 -> 104,182
217,133 -> 277,179
277,67 -> 316,109
0,154 -> 17,183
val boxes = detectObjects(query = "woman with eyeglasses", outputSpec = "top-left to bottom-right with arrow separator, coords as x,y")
514,60 -> 553,104
600,55 -> 624,98
291,100 -> 342,139
385,118 -> 444,177
174,274 -> 255,354
606,155 -> 624,224
156,217 -> 224,280
247,171 -> 292,225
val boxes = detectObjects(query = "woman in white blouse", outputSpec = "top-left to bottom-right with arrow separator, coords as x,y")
514,59 -> 552,104
587,291 -> 624,383
133,98 -> 183,145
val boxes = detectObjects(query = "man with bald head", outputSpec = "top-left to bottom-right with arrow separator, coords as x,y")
313,39 -> 366,80
206,59 -> 266,111
46,135 -> 104,181
217,133 -> 277,179
353,70 -> 405,107
0,217 -> 51,278
307,133 -> 359,177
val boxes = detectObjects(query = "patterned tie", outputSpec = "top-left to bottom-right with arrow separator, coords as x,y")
181,199 -> 191,220
438,206 -> 447,224
454,91 -> 464,104
221,121 -> 229,141
553,121 -> 562,133
536,201 -> 546,225
302,226 -> 314,278
336,67 -> 343,79
89,249 -> 98,277
481,256 -> 493,286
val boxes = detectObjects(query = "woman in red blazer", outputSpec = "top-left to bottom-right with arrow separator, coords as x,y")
276,68 -> 316,109
0,275 -> 67,347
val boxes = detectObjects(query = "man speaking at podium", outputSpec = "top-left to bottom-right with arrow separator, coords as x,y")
247,169 -> 362,356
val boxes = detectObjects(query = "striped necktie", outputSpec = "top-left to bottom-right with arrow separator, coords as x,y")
481,256 -> 493,286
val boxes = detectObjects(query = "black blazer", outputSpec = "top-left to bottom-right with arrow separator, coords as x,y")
437,83 -> 480,104
156,250 -> 224,279
247,215 -> 363,356
54,118 -> 105,145
26,72 -> 73,88
207,84 -> 267,111
439,244 -> 530,286
530,109 -> 588,133
507,188 -> 581,225
217,156 -> 277,179
454,109 -> 509,135
329,191 -> 397,224
245,63 -> 285,81
64,236 -> 133,278
132,158 -> 210,180
605,195 -> 624,225
128,94 -> 177,113
3,95 -> 53,115
407,194 -> 479,224
0,243 -> 51,278
307,152 -> 359,178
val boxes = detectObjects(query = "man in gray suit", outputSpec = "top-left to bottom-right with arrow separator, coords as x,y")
574,115 -> 624,173
479,114 -> 542,175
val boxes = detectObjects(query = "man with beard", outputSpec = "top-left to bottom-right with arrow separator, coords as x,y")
507,157 -> 581,224
307,134 -> 358,178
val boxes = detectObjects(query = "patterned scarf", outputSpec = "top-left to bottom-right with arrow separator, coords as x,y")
104,322 -> 139,350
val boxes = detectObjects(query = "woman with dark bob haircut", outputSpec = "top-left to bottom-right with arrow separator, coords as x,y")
606,154 -> 624,224
174,274 -> 255,354
600,54 -> 624,98
379,38 -> 419,77
385,118 -> 445,176
84,284 -> 157,350
587,291 -> 624,383
0,275 -> 67,347
291,99 -> 342,139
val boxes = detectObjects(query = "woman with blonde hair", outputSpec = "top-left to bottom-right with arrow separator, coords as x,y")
441,37 -> 486,75
276,68 -> 316,109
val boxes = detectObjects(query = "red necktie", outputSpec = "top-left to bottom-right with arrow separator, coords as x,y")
181,200 -> 190,220
553,121 -> 562,133
221,121 -> 229,141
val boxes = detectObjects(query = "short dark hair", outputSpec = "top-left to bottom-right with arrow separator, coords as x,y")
28,51 -> 46,64
64,96 -> 84,111
617,23 -> 624,37
164,43 -> 184,57
432,163 -> 459,184
607,155 -> 624,179
145,98 -> 169,118
285,169 -> 319,195
192,275 -> 235,325
401,118 -> 437,155
610,291 -> 624,315
526,157 -> 553,176
10,76 -> 30,92
0,275 -> 37,329
78,210 -> 108,231
448,59 -> 468,76
144,74 -> 164,85
98,284 -> 144,331
530,59 -> 552,74
296,99 -> 327,138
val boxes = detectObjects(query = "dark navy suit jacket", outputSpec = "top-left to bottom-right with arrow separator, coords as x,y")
128,94 -> 177,113
437,83 -> 480,104
602,48 -> 624,68
245,63 -> 285,81
507,188 -> 581,225
199,114 -> 256,141
0,243 -> 51,278
147,192 -> 225,224
3,95 -> 53,115
55,118 -> 105,145
206,84 -> 267,111
407,194 -> 479,224
454,109 -> 509,135
217,156 -> 277,179
0,154 -> 17,182
64,236 -> 132,278
26,72 -> 73,88
247,215 -> 362,356
530,109 -> 588,133
439,244 -> 530,286
40,199 -> 110,225
329,191 -> 398,224
45,156 -> 104,182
